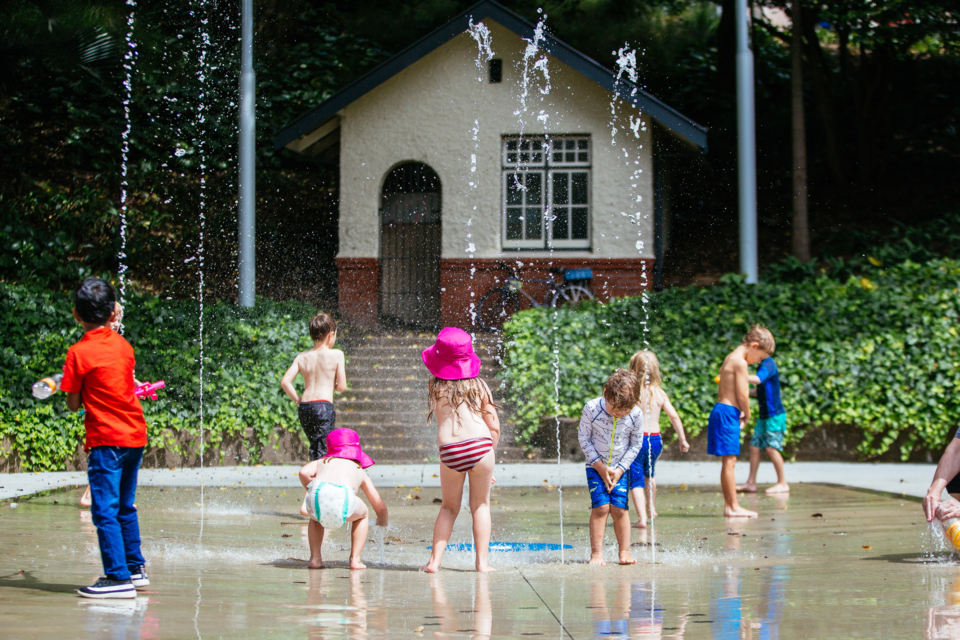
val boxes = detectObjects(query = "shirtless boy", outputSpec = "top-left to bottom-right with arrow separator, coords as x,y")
299,428 -> 388,569
709,325 -> 775,518
281,313 -> 346,460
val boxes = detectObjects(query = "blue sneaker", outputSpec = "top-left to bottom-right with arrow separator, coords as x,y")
129,565 -> 150,588
78,577 -> 136,599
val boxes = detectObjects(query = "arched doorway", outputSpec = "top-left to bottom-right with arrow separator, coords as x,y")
379,162 -> 442,328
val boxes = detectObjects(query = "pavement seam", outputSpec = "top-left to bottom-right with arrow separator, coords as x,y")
519,569 -> 575,640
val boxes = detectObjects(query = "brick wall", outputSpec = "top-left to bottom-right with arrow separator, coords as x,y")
440,258 -> 654,328
336,257 -> 380,327
337,256 -> 654,329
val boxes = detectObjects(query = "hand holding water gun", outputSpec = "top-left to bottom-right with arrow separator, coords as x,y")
134,380 -> 165,401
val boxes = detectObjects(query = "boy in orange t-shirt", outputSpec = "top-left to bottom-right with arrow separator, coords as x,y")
61,277 -> 149,599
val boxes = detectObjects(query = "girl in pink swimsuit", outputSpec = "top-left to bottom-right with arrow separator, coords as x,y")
419,327 -> 501,574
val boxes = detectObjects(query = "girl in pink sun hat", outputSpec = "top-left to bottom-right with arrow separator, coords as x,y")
298,428 -> 388,570
420,327 -> 501,573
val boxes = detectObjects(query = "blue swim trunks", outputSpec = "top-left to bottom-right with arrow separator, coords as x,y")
628,434 -> 663,490
707,403 -> 742,457
586,467 -> 629,509
750,412 -> 786,451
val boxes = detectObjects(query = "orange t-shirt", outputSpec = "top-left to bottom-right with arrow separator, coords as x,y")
60,327 -> 148,451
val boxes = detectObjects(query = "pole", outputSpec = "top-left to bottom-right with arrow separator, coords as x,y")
791,0 -> 810,262
735,0 -> 758,283
654,150 -> 664,292
238,0 -> 256,306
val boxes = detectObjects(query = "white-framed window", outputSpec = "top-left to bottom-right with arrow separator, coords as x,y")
502,135 -> 590,250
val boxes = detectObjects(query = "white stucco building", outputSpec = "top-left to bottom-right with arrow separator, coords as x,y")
275,0 -> 706,329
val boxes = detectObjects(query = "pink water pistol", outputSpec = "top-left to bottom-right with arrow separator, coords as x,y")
134,380 -> 165,400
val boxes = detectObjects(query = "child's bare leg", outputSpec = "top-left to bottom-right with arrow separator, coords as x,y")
722,455 -> 757,518
468,450 -> 497,573
347,501 -> 370,570
421,463 -> 465,573
307,519 -> 325,568
764,448 -> 790,494
611,506 -> 635,564
647,478 -> 658,518
80,485 -> 92,508
736,446 -> 761,492
589,505 -> 610,565
630,487 -> 647,528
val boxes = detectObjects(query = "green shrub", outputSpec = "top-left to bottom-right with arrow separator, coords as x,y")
0,282 -> 322,471
500,259 -> 960,460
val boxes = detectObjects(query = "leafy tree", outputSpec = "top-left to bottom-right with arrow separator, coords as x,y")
755,0 -> 960,186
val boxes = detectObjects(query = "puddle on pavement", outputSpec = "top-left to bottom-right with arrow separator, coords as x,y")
0,482 -> 954,638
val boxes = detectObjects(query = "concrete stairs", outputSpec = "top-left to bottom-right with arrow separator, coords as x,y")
335,332 -> 532,464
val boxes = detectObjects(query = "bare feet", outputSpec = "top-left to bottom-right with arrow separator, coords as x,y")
419,563 -> 440,573
765,483 -> 790,494
80,486 -> 92,508
724,505 -> 758,518
307,559 -> 325,569
618,550 -> 636,565
476,562 -> 497,573
589,553 -> 606,566
349,558 -> 366,570
735,483 -> 758,493
649,507 -> 658,518
632,520 -> 647,529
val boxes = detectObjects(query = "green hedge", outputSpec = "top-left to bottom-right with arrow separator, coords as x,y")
0,282 -> 321,471
500,259 -> 960,460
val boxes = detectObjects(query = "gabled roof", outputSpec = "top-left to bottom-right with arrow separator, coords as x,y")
273,0 -> 707,152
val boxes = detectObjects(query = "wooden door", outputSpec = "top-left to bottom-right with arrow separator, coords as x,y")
379,163 -> 442,328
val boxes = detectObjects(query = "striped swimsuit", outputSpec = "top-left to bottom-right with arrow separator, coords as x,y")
439,437 -> 494,472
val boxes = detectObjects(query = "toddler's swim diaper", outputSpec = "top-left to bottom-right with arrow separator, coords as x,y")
306,480 -> 357,529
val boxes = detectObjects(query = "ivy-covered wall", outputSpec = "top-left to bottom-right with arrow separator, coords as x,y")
500,260 -> 960,460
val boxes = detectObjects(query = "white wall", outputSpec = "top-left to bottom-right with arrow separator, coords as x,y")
336,20 -> 654,260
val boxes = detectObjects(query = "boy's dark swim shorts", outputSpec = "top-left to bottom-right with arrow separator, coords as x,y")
298,400 -> 336,460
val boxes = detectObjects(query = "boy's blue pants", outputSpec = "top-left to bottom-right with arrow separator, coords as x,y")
88,446 -> 146,580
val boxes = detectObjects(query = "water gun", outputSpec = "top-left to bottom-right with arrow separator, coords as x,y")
134,380 -> 166,401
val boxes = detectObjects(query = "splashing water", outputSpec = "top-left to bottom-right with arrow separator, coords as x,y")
467,121 -> 480,327
467,19 -> 493,82
194,2 -> 210,511
466,23 -> 493,329
193,7 -> 210,635
513,9 -> 550,171
511,9 -> 564,561
118,0 -> 137,318
610,43 -> 654,559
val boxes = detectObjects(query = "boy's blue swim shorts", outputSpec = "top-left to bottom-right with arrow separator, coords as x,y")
750,413 -> 786,451
628,433 -> 663,490
707,403 -> 742,457
586,467 -> 629,509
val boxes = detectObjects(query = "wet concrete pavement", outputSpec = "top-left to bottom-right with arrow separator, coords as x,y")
0,482 -> 955,638
0,460 -> 939,502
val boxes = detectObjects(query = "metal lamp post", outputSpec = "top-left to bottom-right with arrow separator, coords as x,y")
735,0 -> 758,283
238,0 -> 256,306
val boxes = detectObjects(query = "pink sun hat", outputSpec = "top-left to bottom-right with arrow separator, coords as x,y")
422,327 -> 481,381
324,428 -> 375,468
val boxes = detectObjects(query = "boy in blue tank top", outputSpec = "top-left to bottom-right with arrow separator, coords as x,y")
736,356 -> 790,494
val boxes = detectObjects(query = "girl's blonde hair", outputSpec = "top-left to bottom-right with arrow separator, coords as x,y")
427,377 -> 497,433
628,350 -> 662,409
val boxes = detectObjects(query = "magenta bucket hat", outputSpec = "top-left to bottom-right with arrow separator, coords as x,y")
323,428 -> 375,468
421,327 -> 482,381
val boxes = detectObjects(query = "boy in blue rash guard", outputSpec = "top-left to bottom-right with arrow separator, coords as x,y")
709,325 -> 775,518
578,369 -> 643,566
737,356 -> 790,494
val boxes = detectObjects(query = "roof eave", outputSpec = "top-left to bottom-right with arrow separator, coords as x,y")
274,0 -> 707,152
